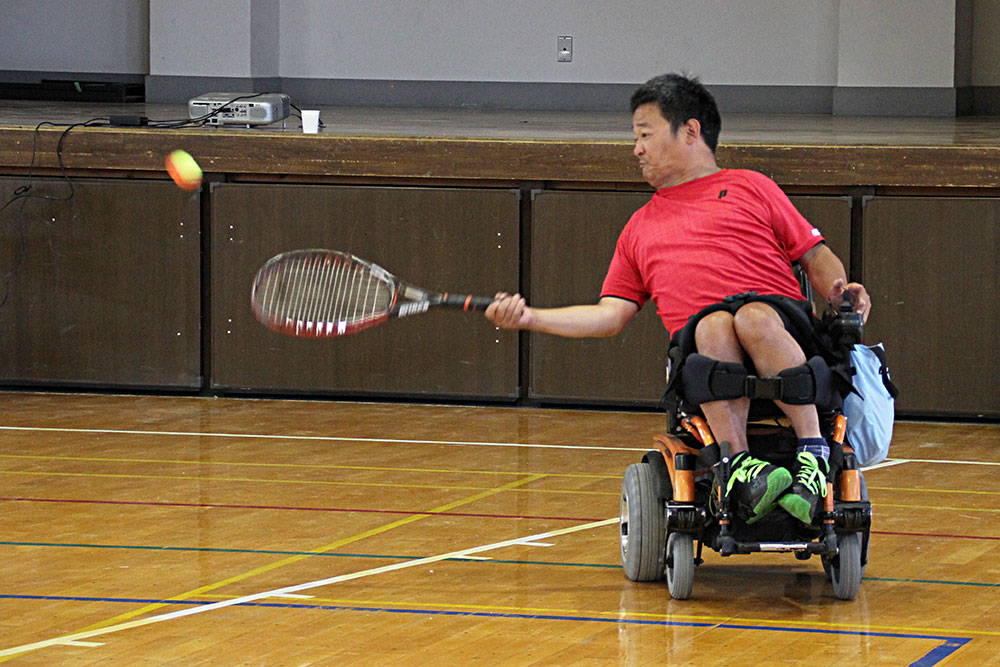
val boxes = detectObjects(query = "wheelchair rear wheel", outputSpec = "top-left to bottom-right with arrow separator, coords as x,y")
666,532 -> 695,599
642,449 -> 672,500
620,463 -> 666,582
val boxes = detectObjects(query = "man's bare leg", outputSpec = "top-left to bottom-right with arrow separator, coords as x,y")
693,311 -> 792,523
694,312 -> 750,453
732,302 -> 830,524
732,302 -> 822,439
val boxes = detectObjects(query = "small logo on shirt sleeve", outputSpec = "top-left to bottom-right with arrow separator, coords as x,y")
718,189 -> 727,199
811,228 -> 821,236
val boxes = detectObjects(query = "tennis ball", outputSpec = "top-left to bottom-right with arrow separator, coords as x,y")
165,149 -> 202,190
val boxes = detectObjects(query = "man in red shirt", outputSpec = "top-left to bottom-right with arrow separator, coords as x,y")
486,73 -> 870,525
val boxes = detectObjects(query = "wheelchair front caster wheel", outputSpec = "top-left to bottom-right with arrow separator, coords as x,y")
825,532 -> 862,600
666,532 -> 695,599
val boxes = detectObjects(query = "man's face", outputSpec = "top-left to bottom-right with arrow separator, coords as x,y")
632,102 -> 690,189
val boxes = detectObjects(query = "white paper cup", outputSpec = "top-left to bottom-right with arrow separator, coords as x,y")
301,109 -> 320,134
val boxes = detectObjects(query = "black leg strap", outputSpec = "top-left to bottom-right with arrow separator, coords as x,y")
681,353 -> 834,407
681,354 -> 749,405
777,356 -> 833,405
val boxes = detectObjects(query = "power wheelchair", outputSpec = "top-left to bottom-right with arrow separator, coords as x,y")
618,290 -> 872,601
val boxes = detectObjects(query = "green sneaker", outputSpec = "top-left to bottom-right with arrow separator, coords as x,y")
778,451 -> 830,525
726,452 -> 793,524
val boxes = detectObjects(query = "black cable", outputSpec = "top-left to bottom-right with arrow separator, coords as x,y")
2,93 -> 283,221
1,93 -> 289,309
0,117 -> 105,309
5,118 -> 107,206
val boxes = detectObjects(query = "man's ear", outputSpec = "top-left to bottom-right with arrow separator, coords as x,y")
684,118 -> 702,144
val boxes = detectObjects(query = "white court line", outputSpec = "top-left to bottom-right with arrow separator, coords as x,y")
56,641 -> 104,648
5,426 -> 997,464
872,457 -> 1000,467
861,459 -> 909,472
0,426 -> 646,453
0,517 -> 618,658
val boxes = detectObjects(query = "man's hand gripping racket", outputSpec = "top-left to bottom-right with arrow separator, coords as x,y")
251,249 -> 496,338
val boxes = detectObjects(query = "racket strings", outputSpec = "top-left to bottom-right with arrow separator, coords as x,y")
259,253 -> 393,334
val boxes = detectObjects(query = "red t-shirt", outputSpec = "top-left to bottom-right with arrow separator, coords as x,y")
601,169 -> 823,335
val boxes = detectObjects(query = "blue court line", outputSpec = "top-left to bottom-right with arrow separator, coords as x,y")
0,594 -> 972,666
5,542 -> 1000,588
863,575 -> 1000,588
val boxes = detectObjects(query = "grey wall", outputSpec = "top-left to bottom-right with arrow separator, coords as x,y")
2,0 -> 999,113
276,0 -> 840,85
0,0 -> 148,74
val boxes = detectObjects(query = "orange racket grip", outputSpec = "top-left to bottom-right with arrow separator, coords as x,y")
441,293 -> 496,311
840,469 -> 861,502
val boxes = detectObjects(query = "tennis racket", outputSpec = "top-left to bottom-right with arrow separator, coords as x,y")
251,249 -> 496,338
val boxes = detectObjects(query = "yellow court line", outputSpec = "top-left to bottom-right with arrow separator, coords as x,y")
11,469 -> 1000,501
868,485 -> 1000,497
881,457 -> 1000,467
8,455 -> 1000,491
0,469 -> 618,495
0,453 -> 615,479
0,508 -> 615,660
879,502 -> 1000,513
73,473 -> 548,631
0,474 -> 549,661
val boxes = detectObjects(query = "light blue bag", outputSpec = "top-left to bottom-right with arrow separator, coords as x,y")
842,343 -> 899,467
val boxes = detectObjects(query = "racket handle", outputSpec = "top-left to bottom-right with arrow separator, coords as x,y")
441,294 -> 496,311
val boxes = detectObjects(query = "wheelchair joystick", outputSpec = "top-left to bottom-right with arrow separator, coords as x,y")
830,288 -> 863,347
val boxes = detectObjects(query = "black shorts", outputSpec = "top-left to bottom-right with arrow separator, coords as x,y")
672,293 -> 815,356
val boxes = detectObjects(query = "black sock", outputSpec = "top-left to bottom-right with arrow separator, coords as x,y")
796,437 -> 829,462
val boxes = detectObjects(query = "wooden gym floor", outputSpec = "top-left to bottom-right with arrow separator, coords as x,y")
0,391 -> 998,665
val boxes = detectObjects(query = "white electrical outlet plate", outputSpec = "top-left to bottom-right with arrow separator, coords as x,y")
557,36 -> 573,62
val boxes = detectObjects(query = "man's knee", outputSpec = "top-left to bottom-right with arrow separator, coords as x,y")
694,311 -> 737,355
733,302 -> 786,342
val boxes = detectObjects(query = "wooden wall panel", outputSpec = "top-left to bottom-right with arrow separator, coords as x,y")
210,184 -> 520,399
529,191 -> 667,406
862,197 -> 999,417
528,192 -> 853,406
0,177 -> 201,388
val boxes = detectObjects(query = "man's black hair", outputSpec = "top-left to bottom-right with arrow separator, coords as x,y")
630,73 -> 722,153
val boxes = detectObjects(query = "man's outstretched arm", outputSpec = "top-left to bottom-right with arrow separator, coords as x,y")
485,294 -> 640,338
